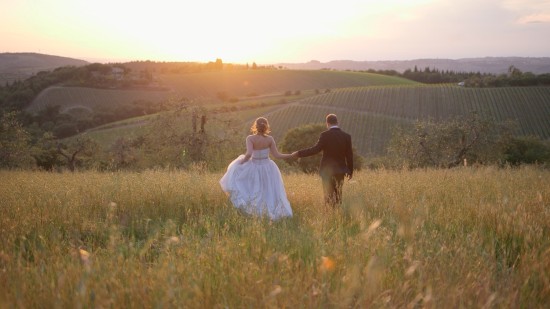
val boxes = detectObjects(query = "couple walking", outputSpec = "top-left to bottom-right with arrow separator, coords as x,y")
219,114 -> 353,220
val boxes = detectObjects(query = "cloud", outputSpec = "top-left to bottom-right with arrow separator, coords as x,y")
517,13 -> 550,23
501,0 -> 550,23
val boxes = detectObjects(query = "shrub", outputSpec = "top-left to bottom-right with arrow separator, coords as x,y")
504,136 -> 550,166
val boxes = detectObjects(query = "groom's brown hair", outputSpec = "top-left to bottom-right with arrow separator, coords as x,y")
326,114 -> 338,125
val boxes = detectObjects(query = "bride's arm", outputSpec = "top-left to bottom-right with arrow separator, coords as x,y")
240,136 -> 253,164
269,136 -> 292,159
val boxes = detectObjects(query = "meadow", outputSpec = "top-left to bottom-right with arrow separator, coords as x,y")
1,167 -> 549,308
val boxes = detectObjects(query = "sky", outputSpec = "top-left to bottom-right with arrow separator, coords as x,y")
1,0 -> 549,64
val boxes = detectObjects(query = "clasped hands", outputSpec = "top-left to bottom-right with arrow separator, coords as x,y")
285,151 -> 300,160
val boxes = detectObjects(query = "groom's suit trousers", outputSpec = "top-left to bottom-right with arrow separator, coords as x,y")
322,173 -> 345,206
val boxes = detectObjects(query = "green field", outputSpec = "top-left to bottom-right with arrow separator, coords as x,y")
159,69 -> 418,99
1,167 -> 548,307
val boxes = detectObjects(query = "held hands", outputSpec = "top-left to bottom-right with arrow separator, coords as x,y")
285,151 -> 299,160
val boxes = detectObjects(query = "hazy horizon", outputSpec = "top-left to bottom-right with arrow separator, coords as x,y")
2,0 -> 549,64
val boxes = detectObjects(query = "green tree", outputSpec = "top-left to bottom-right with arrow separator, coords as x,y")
109,137 -> 137,170
134,108 -> 241,170
504,136 -> 550,165
0,111 -> 34,168
215,58 -> 223,71
57,135 -> 100,172
388,112 -> 513,168
280,123 -> 363,173
33,132 -> 64,171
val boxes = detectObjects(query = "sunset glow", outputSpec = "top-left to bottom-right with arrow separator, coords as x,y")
1,0 -> 549,63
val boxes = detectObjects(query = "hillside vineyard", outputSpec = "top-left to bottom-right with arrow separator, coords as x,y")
267,85 -> 550,156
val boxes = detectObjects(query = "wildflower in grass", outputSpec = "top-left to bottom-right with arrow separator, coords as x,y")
311,285 -> 322,296
269,285 -> 282,297
364,219 -> 382,240
320,256 -> 335,272
79,249 -> 90,265
405,261 -> 421,277
166,236 -> 180,246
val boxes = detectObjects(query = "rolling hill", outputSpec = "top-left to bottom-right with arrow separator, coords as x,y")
28,86 -> 170,114
158,69 -> 418,99
0,52 -> 88,84
28,70 -> 417,113
264,85 -> 550,156
82,83 -> 550,158
21,66 -> 549,159
278,57 -> 550,74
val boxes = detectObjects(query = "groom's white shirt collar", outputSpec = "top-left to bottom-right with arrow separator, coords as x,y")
329,125 -> 339,129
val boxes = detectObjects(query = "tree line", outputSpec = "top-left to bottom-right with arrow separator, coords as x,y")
2,106 -> 549,172
363,65 -> 550,87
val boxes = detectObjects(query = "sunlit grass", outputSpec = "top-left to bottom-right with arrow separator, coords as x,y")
0,167 -> 548,307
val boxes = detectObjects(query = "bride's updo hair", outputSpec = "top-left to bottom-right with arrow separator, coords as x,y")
251,117 -> 271,136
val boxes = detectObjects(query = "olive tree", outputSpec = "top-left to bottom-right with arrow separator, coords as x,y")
57,135 -> 100,172
388,112 -> 513,168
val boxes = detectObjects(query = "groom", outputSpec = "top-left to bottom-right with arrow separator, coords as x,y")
292,114 -> 353,207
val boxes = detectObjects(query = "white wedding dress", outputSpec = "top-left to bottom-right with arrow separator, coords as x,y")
219,148 -> 293,220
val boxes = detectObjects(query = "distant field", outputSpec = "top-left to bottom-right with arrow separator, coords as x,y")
27,70 -> 415,114
159,70 -> 418,99
297,85 -> 550,128
0,72 -> 32,85
265,85 -> 550,155
27,86 -> 171,113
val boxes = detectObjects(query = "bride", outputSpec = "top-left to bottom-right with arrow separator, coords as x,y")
219,117 -> 293,220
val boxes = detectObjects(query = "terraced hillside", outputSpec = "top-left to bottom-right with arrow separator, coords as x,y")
81,84 -> 550,158
265,85 -> 550,156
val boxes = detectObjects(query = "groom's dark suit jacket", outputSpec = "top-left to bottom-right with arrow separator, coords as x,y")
297,127 -> 353,178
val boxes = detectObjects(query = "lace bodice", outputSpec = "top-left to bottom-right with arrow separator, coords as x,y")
252,148 -> 270,160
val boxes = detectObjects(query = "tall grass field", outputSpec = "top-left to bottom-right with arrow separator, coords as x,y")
1,167 -> 549,307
